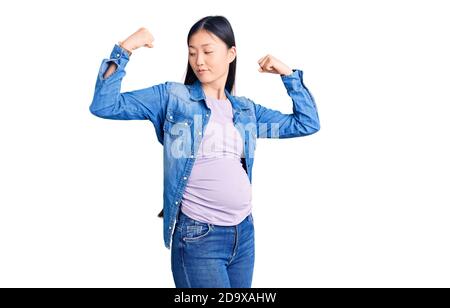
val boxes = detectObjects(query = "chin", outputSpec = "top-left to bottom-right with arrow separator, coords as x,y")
198,75 -> 211,82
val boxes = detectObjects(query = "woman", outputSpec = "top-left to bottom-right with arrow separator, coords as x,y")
89,15 -> 320,288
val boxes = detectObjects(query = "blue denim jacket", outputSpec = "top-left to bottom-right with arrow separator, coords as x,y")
90,44 -> 320,249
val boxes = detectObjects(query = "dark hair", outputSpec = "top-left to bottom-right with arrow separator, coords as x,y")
158,15 -> 237,219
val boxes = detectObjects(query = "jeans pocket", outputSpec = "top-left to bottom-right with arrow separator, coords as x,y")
183,221 -> 212,242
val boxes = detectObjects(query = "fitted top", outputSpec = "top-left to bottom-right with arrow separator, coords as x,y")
180,95 -> 253,225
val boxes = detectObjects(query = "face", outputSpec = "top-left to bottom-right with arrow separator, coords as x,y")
188,29 -> 236,84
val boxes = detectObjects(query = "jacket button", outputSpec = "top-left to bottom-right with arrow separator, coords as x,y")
198,132 -> 202,135
175,201 -> 178,204
183,176 -> 187,180
169,115 -> 173,119
116,53 -> 120,58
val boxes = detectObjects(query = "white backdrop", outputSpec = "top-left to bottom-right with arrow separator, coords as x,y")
1,0 -> 449,287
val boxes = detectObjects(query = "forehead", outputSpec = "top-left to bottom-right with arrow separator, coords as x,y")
188,43 -> 214,48
188,30 -> 220,48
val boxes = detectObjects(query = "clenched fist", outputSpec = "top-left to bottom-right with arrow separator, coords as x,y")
119,27 -> 155,53
257,54 -> 293,76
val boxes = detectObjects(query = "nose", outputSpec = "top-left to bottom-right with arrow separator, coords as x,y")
195,54 -> 205,67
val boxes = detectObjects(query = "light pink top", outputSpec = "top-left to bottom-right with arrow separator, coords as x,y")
180,96 -> 253,225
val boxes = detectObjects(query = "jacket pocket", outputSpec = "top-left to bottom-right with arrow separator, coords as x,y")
163,109 -> 193,137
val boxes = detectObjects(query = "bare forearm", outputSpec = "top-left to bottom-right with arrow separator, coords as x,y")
102,42 -> 133,79
103,62 -> 118,79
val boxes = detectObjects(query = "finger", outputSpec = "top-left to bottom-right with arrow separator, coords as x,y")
258,57 -> 267,71
257,55 -> 268,65
260,56 -> 271,71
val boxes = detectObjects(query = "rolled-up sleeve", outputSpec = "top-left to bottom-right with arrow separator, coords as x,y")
251,69 -> 320,138
89,44 -> 169,124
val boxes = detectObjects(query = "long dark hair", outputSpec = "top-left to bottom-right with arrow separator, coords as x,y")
158,15 -> 237,218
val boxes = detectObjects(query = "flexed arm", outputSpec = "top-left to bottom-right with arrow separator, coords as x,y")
251,54 -> 320,138
89,27 -> 169,124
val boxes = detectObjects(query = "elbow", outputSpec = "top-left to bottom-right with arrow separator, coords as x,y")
309,120 -> 320,135
304,113 -> 321,135
89,104 -> 101,117
89,95 -> 112,118
303,124 -> 320,136
89,103 -> 108,118
280,117 -> 320,138
297,118 -> 321,136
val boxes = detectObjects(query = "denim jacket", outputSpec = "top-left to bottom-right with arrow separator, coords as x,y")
89,44 -> 320,249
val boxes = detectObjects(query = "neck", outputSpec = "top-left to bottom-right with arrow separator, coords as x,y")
200,72 -> 228,100
202,86 -> 227,100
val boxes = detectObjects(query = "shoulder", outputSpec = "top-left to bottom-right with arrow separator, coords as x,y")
235,95 -> 255,109
162,81 -> 192,97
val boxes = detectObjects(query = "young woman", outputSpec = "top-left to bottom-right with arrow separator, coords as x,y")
89,15 -> 320,288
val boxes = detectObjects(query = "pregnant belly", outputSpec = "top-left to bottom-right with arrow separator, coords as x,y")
182,156 -> 252,209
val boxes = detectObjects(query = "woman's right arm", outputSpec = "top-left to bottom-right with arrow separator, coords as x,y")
102,62 -> 118,80
102,42 -> 132,79
89,28 -> 169,123
89,43 -> 168,122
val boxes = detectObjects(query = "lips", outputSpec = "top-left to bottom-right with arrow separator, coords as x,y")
197,69 -> 208,73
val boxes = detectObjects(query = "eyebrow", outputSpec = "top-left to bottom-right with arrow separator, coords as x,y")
188,43 -> 214,48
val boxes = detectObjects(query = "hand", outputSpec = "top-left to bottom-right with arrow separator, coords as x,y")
257,54 -> 293,75
120,27 -> 155,52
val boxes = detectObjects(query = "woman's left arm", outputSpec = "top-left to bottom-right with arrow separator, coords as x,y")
251,55 -> 320,138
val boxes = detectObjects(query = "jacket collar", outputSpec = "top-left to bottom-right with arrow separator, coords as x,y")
189,79 -> 250,110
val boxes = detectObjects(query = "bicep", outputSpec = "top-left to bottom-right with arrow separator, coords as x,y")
253,102 -> 297,138
250,95 -> 320,139
90,81 -> 170,123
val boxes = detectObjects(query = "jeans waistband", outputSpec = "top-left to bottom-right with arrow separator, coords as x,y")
177,209 -> 253,226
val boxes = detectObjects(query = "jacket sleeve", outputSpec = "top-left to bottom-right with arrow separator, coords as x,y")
250,69 -> 320,138
89,43 -> 169,124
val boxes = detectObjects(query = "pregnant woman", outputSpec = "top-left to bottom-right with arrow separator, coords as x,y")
89,15 -> 320,288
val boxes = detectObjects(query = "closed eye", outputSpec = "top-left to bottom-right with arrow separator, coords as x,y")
189,52 -> 213,56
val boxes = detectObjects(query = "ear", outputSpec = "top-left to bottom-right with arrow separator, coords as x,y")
228,46 -> 237,63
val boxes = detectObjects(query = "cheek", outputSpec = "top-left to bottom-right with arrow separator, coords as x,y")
210,57 -> 226,69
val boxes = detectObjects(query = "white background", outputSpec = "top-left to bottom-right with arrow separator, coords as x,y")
1,0 -> 449,287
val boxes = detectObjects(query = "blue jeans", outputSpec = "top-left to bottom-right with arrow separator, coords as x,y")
171,209 -> 255,288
